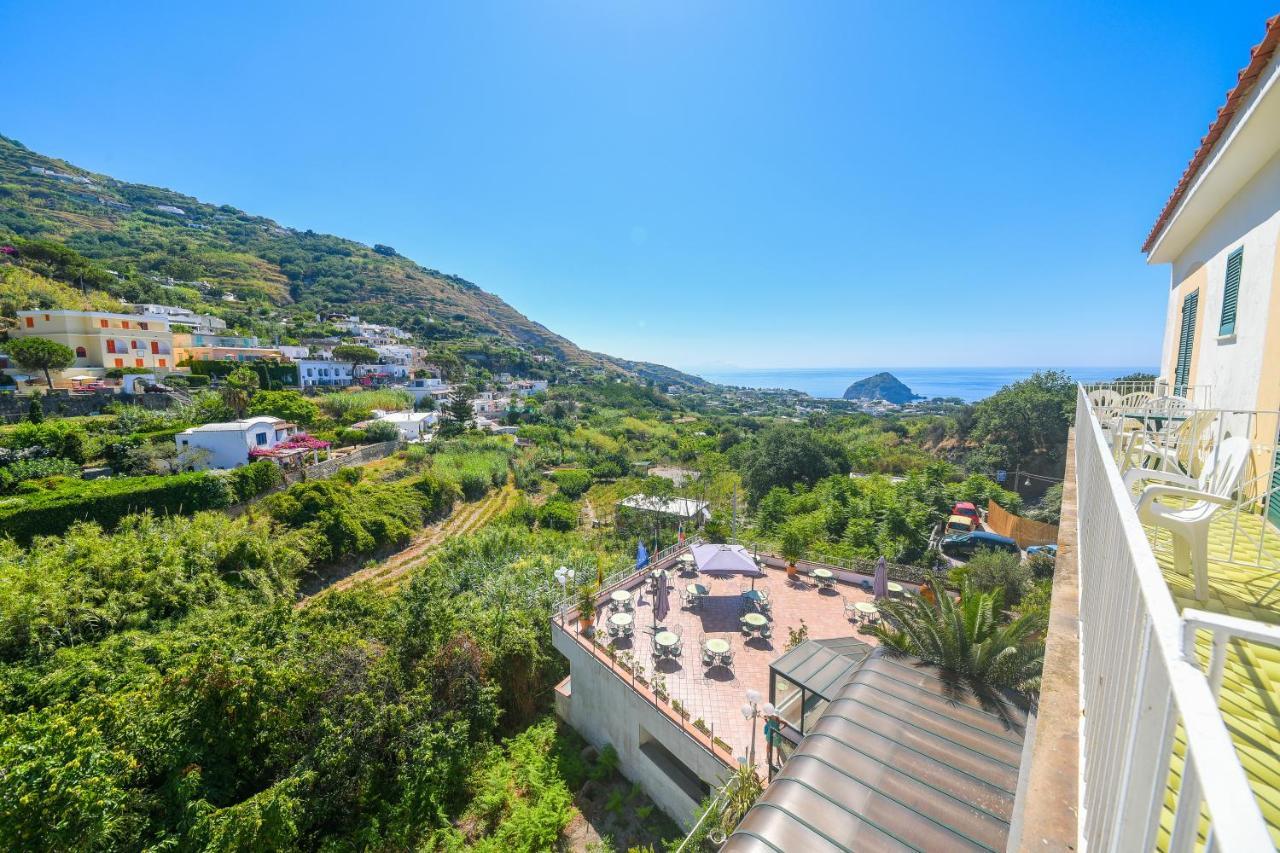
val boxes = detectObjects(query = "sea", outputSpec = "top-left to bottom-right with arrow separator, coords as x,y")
693,367 -> 1157,404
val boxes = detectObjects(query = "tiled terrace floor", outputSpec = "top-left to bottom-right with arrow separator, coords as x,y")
588,564 -> 895,770
1141,510 -> 1280,847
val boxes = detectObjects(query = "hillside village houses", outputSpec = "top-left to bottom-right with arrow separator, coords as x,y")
176,416 -> 301,469
10,309 -> 175,376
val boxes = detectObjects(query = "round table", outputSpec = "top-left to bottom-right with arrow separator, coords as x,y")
854,602 -> 879,618
687,583 -> 709,597
887,582 -> 905,596
609,612 -> 633,628
812,568 -> 833,580
705,638 -> 730,655
611,590 -> 632,605
741,612 -> 768,628
655,631 -> 679,649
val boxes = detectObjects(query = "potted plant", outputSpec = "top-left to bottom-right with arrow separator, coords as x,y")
576,582 -> 599,632
781,527 -> 805,582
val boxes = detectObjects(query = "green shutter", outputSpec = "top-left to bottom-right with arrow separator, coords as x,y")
1174,289 -> 1198,395
1219,247 -> 1243,336
1270,448 -> 1280,529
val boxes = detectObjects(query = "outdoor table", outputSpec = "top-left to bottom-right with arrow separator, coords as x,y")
854,602 -> 879,620
887,582 -> 905,597
655,631 -> 679,651
611,590 -> 632,605
812,568 -> 835,588
741,612 -> 768,631
704,638 -> 730,655
609,612 -> 633,628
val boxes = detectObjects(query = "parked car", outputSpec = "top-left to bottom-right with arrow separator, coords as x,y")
951,501 -> 982,526
941,530 -> 1020,559
1026,544 -> 1058,559
945,514 -> 977,537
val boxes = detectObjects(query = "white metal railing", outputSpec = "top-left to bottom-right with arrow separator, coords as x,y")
1074,386 -> 1272,851
1082,379 -> 1213,409
1085,383 -> 1280,603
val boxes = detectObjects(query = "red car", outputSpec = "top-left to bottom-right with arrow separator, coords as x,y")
951,501 -> 981,526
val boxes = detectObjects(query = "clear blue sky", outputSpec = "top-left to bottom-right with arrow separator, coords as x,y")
6,1 -> 1277,370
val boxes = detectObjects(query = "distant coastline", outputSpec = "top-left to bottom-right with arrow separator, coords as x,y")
692,366 -> 1156,403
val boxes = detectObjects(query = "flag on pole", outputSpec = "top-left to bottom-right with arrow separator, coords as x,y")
636,539 -> 649,572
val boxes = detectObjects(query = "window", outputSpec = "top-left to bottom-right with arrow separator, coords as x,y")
1220,247 -> 1243,336
131,340 -> 141,349
138,321 -> 148,330
121,320 -> 130,329
99,319 -> 109,328
255,432 -> 268,446
114,358 -> 124,368
106,339 -> 117,354
1175,289 -> 1199,394
75,346 -> 87,358
24,317 -> 33,328
151,341 -> 159,354
158,359 -> 166,368
135,359 -> 144,368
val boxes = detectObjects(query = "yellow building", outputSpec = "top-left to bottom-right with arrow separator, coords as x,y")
13,309 -> 176,378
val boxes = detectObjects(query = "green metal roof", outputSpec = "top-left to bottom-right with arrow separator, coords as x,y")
725,649 -> 1029,853
769,637 -> 872,700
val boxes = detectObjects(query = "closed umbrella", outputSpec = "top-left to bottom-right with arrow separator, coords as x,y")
653,572 -> 670,628
873,556 -> 889,600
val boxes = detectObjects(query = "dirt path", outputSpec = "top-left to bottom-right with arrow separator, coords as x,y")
297,481 -> 518,607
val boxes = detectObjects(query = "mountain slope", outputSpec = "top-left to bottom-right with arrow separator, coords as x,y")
0,133 -> 708,387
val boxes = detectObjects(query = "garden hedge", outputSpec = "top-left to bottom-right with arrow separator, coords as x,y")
0,471 -> 233,542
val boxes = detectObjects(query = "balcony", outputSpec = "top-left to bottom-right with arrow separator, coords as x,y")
550,541 -> 924,826
1025,385 -> 1280,851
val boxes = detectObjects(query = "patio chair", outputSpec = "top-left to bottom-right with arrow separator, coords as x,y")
720,645 -> 735,672
842,594 -> 858,622
759,623 -> 773,641
1127,436 -> 1251,601
1087,388 -> 1122,420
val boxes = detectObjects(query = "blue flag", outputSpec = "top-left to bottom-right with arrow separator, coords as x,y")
636,539 -> 649,571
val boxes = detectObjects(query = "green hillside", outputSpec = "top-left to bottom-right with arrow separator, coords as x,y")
0,133 -> 707,387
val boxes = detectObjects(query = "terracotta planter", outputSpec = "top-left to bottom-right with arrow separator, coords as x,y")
786,562 -> 798,580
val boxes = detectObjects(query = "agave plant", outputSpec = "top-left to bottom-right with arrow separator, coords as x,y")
871,579 -> 1045,707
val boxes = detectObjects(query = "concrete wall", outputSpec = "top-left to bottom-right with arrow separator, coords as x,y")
0,390 -> 173,423
552,627 -> 732,829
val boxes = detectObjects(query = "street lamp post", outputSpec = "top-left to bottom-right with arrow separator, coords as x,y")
554,565 -> 575,622
740,688 -> 776,768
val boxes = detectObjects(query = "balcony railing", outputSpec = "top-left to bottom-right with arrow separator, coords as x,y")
1074,386 -> 1272,851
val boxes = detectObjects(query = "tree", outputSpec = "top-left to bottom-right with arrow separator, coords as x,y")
333,344 -> 380,366
741,423 -> 846,504
221,366 -> 260,419
440,385 -> 474,437
247,390 -> 320,427
3,337 -> 74,390
966,371 -> 1075,475
872,580 -> 1045,698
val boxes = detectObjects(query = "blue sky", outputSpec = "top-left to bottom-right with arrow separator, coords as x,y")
6,1 -> 1277,370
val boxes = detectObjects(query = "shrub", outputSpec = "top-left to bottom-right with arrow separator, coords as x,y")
0,471 -> 233,542
537,499 -> 578,532
223,459 -> 282,503
411,472 -> 461,520
6,420 -> 88,464
1026,551 -> 1056,580
964,548 -> 1033,606
551,468 -> 592,499
0,456 -> 81,493
363,420 -> 402,443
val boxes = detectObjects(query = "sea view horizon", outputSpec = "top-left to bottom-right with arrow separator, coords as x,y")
692,366 -> 1157,403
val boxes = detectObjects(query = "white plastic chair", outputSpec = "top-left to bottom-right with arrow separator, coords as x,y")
1125,436 -> 1251,601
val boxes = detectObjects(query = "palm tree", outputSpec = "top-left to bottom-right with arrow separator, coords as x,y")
871,579 -> 1044,704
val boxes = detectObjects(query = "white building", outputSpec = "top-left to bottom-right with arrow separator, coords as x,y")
297,359 -> 354,388
1146,21 -> 1280,414
403,377 -> 450,405
176,416 -> 298,469
355,363 -> 410,380
373,344 -> 415,366
276,345 -> 310,360
133,303 -> 227,334
372,410 -> 437,441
